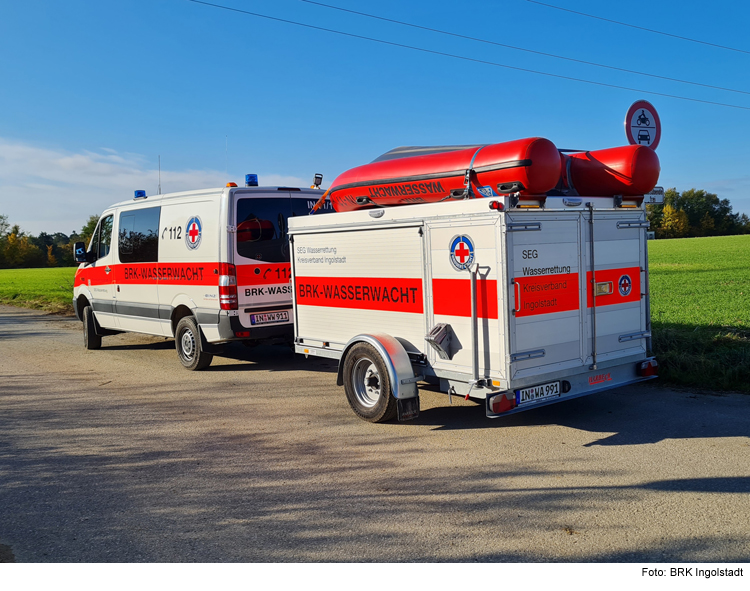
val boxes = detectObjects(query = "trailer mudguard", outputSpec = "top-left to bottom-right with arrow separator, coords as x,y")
337,333 -> 419,400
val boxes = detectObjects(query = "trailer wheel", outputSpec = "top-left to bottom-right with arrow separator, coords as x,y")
83,305 -> 101,350
343,342 -> 397,423
175,316 -> 213,370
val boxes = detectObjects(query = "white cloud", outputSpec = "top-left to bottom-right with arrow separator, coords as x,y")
0,139 -> 305,235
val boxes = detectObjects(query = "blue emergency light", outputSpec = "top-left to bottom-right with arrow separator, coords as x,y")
134,190 -> 147,199
245,174 -> 258,187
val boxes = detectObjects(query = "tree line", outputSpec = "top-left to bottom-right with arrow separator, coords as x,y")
647,188 -> 750,239
0,213 -> 99,269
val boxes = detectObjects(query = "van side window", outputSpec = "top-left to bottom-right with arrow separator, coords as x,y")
98,215 -> 113,259
119,207 -> 161,263
236,198 -> 291,263
87,221 -> 101,255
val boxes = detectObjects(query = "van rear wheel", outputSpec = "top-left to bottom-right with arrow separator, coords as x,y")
342,342 -> 397,423
175,316 -> 213,370
83,305 -> 102,350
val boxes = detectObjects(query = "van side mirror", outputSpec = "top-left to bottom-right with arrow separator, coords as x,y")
73,241 -> 94,263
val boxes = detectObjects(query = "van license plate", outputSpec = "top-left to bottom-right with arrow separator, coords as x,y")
516,381 -> 560,406
250,311 -> 289,325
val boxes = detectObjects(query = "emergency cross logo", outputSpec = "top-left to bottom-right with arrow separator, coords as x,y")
618,274 -> 632,297
449,235 -> 475,271
185,216 -> 202,250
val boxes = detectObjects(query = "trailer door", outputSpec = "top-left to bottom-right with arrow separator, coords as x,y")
505,213 -> 585,380
583,210 -> 649,366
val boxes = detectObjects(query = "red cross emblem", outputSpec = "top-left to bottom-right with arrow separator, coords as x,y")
185,216 -> 202,249
188,222 -> 200,243
454,241 -> 471,263
618,274 -> 632,296
449,235 -> 475,271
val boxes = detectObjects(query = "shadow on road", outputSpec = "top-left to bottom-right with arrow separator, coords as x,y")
411,383 -> 750,447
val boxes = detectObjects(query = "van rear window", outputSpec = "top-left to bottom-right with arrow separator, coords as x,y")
236,198 -> 291,263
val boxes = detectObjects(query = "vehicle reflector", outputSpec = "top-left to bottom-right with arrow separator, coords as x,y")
219,263 -> 238,310
489,392 -> 516,414
595,281 -> 613,296
234,331 -> 250,338
637,359 -> 658,377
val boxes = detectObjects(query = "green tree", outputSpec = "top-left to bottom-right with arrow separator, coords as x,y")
659,204 -> 689,239
79,214 -> 100,249
698,211 -> 716,236
2,230 -> 45,267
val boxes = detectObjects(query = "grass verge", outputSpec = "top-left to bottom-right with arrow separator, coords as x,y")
649,235 -> 750,392
0,267 -> 77,315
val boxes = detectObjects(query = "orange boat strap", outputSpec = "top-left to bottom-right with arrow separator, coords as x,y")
309,187 -> 331,214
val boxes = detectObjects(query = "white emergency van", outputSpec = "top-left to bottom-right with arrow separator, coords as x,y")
73,179 -> 331,369
289,194 -> 659,422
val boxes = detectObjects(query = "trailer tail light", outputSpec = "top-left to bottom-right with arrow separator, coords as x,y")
489,392 -> 516,414
637,359 -> 658,377
489,200 -> 504,211
218,263 -> 238,310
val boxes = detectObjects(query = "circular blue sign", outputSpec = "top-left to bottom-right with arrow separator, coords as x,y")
449,235 -> 475,271
185,216 -> 203,250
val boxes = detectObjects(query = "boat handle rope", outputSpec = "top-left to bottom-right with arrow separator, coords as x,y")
464,145 -> 488,199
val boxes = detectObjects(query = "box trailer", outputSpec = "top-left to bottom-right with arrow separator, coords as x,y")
289,194 -> 658,422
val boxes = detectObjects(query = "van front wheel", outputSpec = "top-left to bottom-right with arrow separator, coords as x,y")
175,316 -> 213,370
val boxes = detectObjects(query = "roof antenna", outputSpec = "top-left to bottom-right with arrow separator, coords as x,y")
158,155 -> 161,195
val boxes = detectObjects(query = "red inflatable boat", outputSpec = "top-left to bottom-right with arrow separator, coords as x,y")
327,137 -> 561,212
317,138 -> 660,213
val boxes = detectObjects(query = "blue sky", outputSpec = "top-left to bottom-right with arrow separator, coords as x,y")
1,0 -> 749,234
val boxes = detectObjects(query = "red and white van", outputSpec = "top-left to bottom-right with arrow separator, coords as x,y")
73,180 -> 331,369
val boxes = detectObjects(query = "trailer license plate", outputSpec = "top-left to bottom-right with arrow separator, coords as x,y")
250,311 -> 289,325
516,381 -> 560,405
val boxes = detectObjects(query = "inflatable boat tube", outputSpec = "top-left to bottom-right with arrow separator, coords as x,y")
328,137 -> 561,212
561,145 -> 660,197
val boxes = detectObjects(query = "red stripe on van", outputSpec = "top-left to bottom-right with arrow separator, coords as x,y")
432,278 -> 499,319
75,263 -> 220,286
295,277 -> 423,313
236,263 -> 291,286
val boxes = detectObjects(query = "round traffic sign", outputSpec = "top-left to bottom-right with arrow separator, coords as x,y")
624,100 -> 661,150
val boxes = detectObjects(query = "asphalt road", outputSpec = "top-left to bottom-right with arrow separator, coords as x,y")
1,304 -> 749,563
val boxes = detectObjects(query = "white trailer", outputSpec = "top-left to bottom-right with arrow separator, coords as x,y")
289,194 -> 658,422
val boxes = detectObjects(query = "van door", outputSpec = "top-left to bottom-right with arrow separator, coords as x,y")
233,192 -> 294,330
114,206 -> 163,335
505,212 -> 586,380
85,212 -> 118,329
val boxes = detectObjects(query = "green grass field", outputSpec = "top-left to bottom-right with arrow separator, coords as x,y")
648,234 -> 750,392
0,267 -> 77,314
1,234 -> 748,390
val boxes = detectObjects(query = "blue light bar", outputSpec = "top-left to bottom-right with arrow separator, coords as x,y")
245,174 -> 258,187
134,190 -> 147,199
